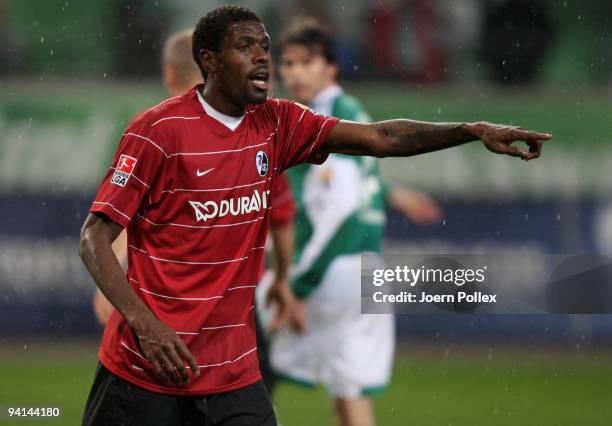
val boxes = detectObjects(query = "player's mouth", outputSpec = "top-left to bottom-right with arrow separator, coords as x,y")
248,70 -> 270,91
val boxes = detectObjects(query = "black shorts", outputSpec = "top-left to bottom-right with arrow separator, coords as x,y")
82,362 -> 277,426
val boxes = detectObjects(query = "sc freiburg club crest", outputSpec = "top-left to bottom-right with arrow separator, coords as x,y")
256,150 -> 269,177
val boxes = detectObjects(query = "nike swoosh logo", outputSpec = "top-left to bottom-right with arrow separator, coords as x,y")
196,168 -> 214,177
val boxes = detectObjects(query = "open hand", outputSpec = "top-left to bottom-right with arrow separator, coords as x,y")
131,314 -> 200,385
266,276 -> 295,332
289,299 -> 307,333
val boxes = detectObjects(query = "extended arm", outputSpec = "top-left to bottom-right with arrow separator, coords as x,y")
325,119 -> 552,160
79,213 -> 199,384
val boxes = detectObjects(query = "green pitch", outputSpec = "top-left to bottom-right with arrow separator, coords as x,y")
0,340 -> 611,425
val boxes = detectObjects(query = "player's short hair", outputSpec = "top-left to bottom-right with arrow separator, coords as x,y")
163,29 -> 200,84
279,18 -> 337,65
192,5 -> 262,78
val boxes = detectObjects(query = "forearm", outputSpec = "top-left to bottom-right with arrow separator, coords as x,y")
270,223 -> 294,280
327,119 -> 550,160
80,213 -> 199,383
79,216 -> 154,330
371,119 -> 476,157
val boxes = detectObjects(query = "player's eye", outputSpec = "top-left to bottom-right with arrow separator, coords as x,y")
262,44 -> 270,52
237,44 -> 249,52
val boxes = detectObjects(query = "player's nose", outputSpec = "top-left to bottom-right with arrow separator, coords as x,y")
253,47 -> 269,65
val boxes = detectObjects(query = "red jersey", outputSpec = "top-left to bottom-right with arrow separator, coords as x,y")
91,85 -> 339,396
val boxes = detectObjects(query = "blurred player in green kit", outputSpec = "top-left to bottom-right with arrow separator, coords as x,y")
263,19 -> 443,426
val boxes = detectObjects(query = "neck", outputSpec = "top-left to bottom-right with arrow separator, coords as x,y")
306,81 -> 339,105
201,80 -> 245,117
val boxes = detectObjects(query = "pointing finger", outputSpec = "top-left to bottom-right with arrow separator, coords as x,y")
517,129 -> 552,140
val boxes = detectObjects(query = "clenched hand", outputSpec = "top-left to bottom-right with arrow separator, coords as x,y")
467,121 -> 552,161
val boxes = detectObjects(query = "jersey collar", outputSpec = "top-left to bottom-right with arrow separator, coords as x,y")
195,86 -> 245,131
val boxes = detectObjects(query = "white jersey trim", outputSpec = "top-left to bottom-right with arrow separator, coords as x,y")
128,245 -> 263,266
121,342 -> 258,370
139,287 -> 224,301
120,340 -> 147,360
167,141 -> 268,158
137,214 -> 265,229
160,177 -> 271,194
123,132 -> 168,157
129,244 -> 249,265
151,116 -> 200,127
227,285 -> 257,291
197,347 -> 257,369
201,323 -> 246,330
307,117 -> 334,158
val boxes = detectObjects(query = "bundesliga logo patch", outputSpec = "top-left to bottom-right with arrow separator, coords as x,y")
111,154 -> 137,187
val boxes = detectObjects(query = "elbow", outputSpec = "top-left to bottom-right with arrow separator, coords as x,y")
366,127 -> 393,158
369,135 -> 390,158
371,147 -> 388,159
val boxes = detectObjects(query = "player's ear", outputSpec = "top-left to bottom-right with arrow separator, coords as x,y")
326,62 -> 339,82
199,49 -> 217,75
163,64 -> 176,87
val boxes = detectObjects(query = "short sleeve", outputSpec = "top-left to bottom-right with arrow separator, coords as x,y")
269,173 -> 295,227
90,119 -> 166,228
275,99 -> 340,171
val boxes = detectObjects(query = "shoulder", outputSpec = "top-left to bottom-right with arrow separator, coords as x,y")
123,92 -> 198,152
130,93 -> 195,129
249,97 -> 308,115
247,98 -> 313,127
332,93 -> 370,122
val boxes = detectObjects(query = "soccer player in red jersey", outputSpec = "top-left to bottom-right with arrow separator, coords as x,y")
90,27 -> 296,402
91,28 -> 296,337
79,6 -> 551,425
